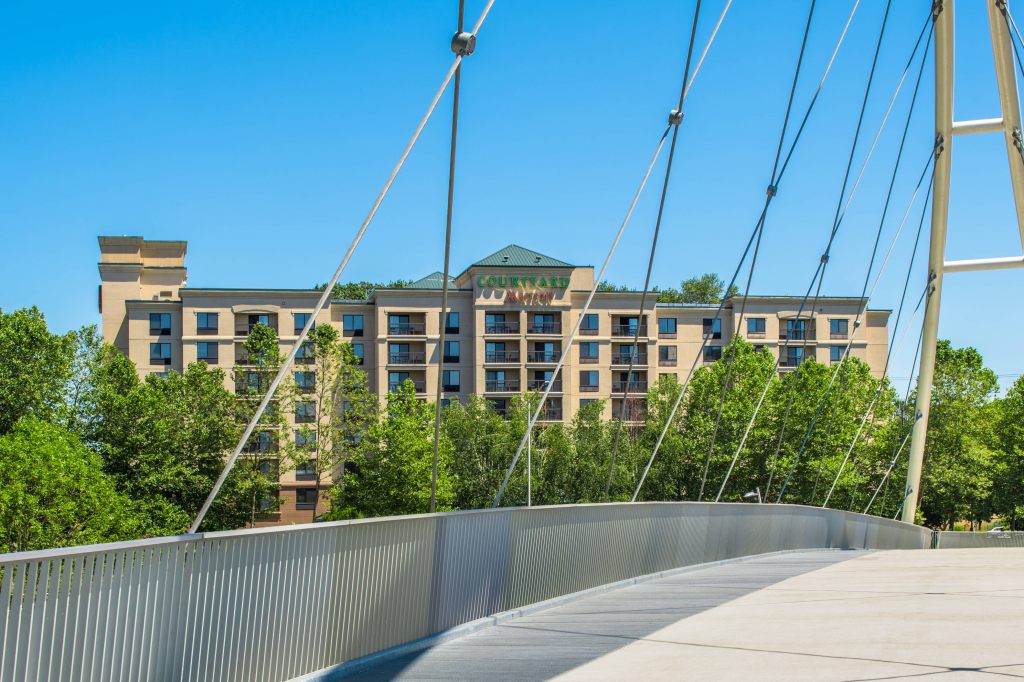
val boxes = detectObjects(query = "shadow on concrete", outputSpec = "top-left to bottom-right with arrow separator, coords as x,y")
342,550 -> 859,681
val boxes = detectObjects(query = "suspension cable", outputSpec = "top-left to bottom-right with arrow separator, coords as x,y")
637,0 -> 868,502
694,1 -> 821,502
714,0 -> 907,503
603,0 -> 704,500
430,0 -> 470,514
822,170 -> 935,509
775,23 -> 934,503
189,0 -> 497,533
492,128 -> 670,507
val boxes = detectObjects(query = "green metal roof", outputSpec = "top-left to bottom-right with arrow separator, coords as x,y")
471,244 -> 573,268
405,271 -> 458,289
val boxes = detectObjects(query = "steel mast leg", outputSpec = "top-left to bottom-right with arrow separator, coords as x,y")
903,0 -> 953,524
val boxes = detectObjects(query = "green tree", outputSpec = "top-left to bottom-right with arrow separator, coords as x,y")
993,376 -> 1024,529
677,273 -> 739,304
315,280 -> 412,301
442,395 -> 522,509
0,307 -> 77,434
328,381 -> 454,518
234,323 -> 292,524
0,417 -> 142,552
918,340 -> 998,529
288,325 -> 377,521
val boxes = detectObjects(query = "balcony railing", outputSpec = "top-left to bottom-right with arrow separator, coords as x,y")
526,322 -> 561,334
579,384 -> 600,393
579,326 -> 599,336
780,326 -> 815,341
579,355 -> 599,364
485,322 -> 519,334
526,351 -> 560,363
659,357 -> 678,367
389,380 -> 426,393
611,352 -> 647,365
612,408 -> 647,422
780,355 -> 806,368
538,407 -> 563,420
830,331 -> 849,340
485,380 -> 520,392
388,322 -> 426,335
388,352 -> 426,364
527,378 -> 562,391
485,350 -> 520,363
611,324 -> 647,337
612,380 -> 648,393
236,323 -> 277,336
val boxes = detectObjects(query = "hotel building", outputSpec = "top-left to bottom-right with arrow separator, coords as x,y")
98,236 -> 891,523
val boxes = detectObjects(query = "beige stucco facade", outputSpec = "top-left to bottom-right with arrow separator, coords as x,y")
99,237 -> 891,524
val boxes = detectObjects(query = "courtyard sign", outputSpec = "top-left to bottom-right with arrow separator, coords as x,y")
476,275 -> 570,289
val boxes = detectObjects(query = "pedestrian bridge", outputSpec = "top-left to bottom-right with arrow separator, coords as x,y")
1,503 -> 1021,681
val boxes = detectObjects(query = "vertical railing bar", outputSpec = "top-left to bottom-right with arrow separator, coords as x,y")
206,536 -> 230,682
26,559 -> 51,682
128,547 -> 152,682
147,544 -> 171,680
265,530 -> 287,682
68,554 -> 94,682
86,551 -> 111,682
98,550 -> 124,682
110,549 -> 134,680
168,543 -> 193,682
183,540 -> 209,682
16,561 -> 40,682
0,563 -> 16,678
281,529 -> 303,679
242,534 -> 265,682
222,536 -> 245,681
5,564 -> 28,682
51,556 -> 75,681
37,558 -> 63,681
119,548 -> 142,681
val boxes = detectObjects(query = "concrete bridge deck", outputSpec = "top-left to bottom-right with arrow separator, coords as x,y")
349,548 -> 1024,681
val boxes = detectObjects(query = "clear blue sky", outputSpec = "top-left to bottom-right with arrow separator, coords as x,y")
1,0 -> 1021,390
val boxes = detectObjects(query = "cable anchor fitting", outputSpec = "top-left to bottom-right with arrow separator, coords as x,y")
451,32 -> 476,56
668,109 -> 684,126
932,0 -> 943,19
1012,127 -> 1024,154
820,254 -> 829,265
934,133 -> 945,160
766,184 -> 778,198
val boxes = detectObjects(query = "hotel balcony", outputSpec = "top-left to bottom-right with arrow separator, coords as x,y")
779,325 -> 817,342
612,399 -> 647,422
388,379 -> 427,393
484,320 -> 520,335
526,320 -> 562,335
485,379 -> 520,393
612,379 -> 648,393
526,350 -> 560,364
387,351 -> 426,366
611,324 -> 648,337
611,350 -> 647,366
387,322 -> 426,336
537,404 -> 563,421
484,350 -> 520,364
235,314 -> 278,336
526,378 -> 562,392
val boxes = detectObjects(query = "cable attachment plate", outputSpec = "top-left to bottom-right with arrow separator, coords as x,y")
1013,127 -> 1024,154
668,109 -> 684,126
451,31 -> 476,56
934,133 -> 945,160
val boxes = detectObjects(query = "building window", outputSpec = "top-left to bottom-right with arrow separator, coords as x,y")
658,318 -> 677,336
150,342 -> 172,365
580,313 -> 599,335
295,488 -> 318,509
530,313 -> 558,334
786,346 -> 805,367
747,317 -> 766,335
659,345 -> 677,366
149,371 -> 169,379
442,369 -> 460,392
244,431 -> 276,454
294,312 -> 313,335
248,314 -> 271,332
343,314 -> 364,337
196,312 -> 218,334
579,370 -> 599,392
351,343 -> 364,365
197,341 -> 218,363
295,341 -> 314,362
830,345 -> 844,362
486,370 -> 514,391
786,319 -> 807,341
579,342 -> 599,363
295,458 -> 317,481
485,312 -> 516,334
580,398 -> 597,408
443,340 -> 460,363
830,318 -> 849,339
149,313 -> 171,336
490,398 -> 508,417
295,401 -> 316,423
703,318 -> 722,339
704,345 -> 722,363
445,311 -> 459,334
294,371 -> 316,393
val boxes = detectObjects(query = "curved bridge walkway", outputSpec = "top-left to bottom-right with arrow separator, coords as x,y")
348,548 -> 1024,681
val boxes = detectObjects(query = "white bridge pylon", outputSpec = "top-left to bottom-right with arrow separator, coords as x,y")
904,0 -> 1024,522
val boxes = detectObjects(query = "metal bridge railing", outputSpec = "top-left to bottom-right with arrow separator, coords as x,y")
934,530 -> 1024,548
0,503 -> 930,682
